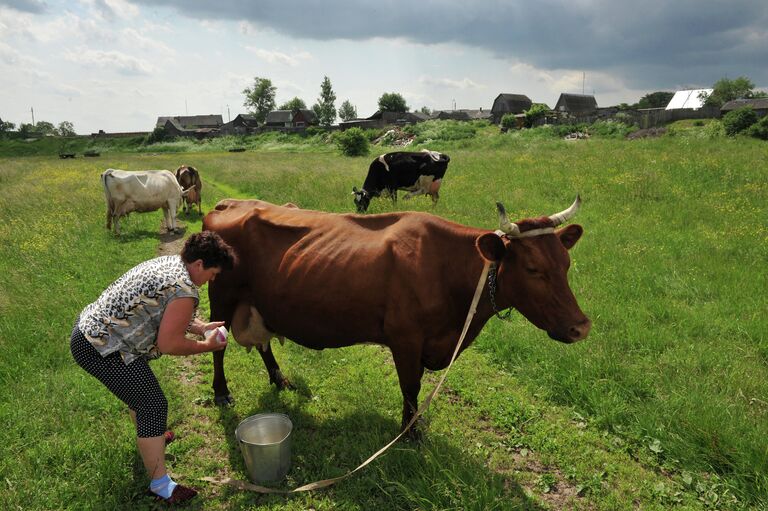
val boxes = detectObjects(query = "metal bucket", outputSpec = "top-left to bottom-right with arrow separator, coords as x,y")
235,413 -> 293,483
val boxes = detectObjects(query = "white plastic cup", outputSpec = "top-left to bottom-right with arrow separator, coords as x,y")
204,325 -> 228,344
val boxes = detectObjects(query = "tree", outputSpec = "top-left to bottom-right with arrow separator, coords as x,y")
523,103 -> 549,128
278,97 -> 307,111
0,118 -> 15,136
243,77 -> 277,124
312,76 -> 337,127
636,91 -> 675,109
338,100 -> 357,121
419,106 -> 432,116
34,121 -> 56,135
57,121 -> 76,136
18,123 -> 35,137
702,76 -> 760,107
378,92 -> 408,112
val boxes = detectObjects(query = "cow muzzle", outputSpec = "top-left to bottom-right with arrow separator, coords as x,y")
547,318 -> 591,343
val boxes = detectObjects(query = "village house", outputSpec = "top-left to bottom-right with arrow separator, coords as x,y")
490,94 -> 533,124
155,114 -> 223,138
219,114 -> 260,135
264,109 -> 318,130
553,93 -> 598,116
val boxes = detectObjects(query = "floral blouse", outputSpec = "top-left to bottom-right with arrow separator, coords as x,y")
78,255 -> 198,365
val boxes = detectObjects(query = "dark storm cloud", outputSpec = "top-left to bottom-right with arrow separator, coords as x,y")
132,0 -> 768,88
0,0 -> 47,13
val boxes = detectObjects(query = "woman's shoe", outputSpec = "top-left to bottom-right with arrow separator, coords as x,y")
150,484 -> 198,505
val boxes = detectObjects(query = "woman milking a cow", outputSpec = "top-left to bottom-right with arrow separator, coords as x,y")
70,231 -> 236,505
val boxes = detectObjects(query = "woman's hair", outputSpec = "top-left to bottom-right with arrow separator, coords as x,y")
181,231 -> 237,270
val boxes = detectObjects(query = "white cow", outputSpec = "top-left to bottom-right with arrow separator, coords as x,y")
101,168 -> 191,235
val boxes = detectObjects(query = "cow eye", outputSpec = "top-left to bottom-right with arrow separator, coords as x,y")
525,267 -> 540,275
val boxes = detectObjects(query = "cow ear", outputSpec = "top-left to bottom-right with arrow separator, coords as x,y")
557,224 -> 583,250
476,233 -> 505,262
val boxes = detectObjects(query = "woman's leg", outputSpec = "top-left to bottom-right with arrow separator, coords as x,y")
71,326 -> 169,478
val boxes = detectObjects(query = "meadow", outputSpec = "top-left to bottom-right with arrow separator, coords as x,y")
0,126 -> 766,510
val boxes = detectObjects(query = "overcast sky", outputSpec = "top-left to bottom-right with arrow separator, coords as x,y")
1,0 -> 766,134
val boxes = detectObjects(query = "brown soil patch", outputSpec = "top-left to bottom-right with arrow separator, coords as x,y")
156,220 -> 187,257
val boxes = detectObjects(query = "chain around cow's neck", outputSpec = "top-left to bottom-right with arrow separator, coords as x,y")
488,263 -> 513,320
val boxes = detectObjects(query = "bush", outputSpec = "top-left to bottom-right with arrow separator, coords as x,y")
145,126 -> 169,144
722,107 -> 758,136
500,114 -> 518,130
523,104 -> 549,128
335,127 -> 370,156
746,116 -> 768,140
703,120 -> 726,138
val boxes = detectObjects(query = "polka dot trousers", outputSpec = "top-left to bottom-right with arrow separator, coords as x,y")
70,323 -> 168,438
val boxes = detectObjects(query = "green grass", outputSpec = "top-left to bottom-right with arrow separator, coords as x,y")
0,132 -> 766,510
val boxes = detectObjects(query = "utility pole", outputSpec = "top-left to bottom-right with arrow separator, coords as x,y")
31,107 -> 35,126
582,72 -> 585,94
227,104 -> 231,122
185,99 -> 188,115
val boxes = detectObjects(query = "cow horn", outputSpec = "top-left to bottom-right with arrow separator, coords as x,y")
496,202 -> 520,236
548,195 -> 581,227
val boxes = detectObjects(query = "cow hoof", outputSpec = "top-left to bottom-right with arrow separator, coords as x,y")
404,426 -> 423,443
214,394 -> 235,406
273,377 -> 295,391
402,417 -> 425,442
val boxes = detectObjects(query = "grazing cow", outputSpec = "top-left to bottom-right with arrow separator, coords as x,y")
352,149 -> 450,213
203,197 -> 590,438
175,165 -> 203,214
101,168 -> 191,235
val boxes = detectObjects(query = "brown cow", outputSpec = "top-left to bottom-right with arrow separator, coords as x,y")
175,165 -> 202,214
203,197 -> 590,438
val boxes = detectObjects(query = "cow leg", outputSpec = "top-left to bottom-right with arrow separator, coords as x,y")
256,344 -> 294,390
391,346 -> 425,441
211,348 -> 234,405
163,204 -> 176,233
114,215 -> 121,236
229,302 -> 295,392
106,208 -> 112,230
212,339 -> 292,408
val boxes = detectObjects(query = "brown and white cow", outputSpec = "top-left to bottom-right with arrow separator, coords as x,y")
101,168 -> 191,235
203,197 -> 590,437
175,165 -> 202,214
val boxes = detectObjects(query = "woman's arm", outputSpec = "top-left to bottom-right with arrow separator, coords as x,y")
156,298 -> 226,355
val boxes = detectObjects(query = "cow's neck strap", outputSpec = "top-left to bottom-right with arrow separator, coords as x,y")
201,260 -> 492,494
488,263 -> 512,320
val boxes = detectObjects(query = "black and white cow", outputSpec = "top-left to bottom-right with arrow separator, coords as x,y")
352,149 -> 450,213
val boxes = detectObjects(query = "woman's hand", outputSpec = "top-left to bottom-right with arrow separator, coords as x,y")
200,320 -> 225,334
201,329 -> 228,351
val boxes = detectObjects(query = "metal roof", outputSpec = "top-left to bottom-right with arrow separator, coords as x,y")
665,89 -> 713,110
